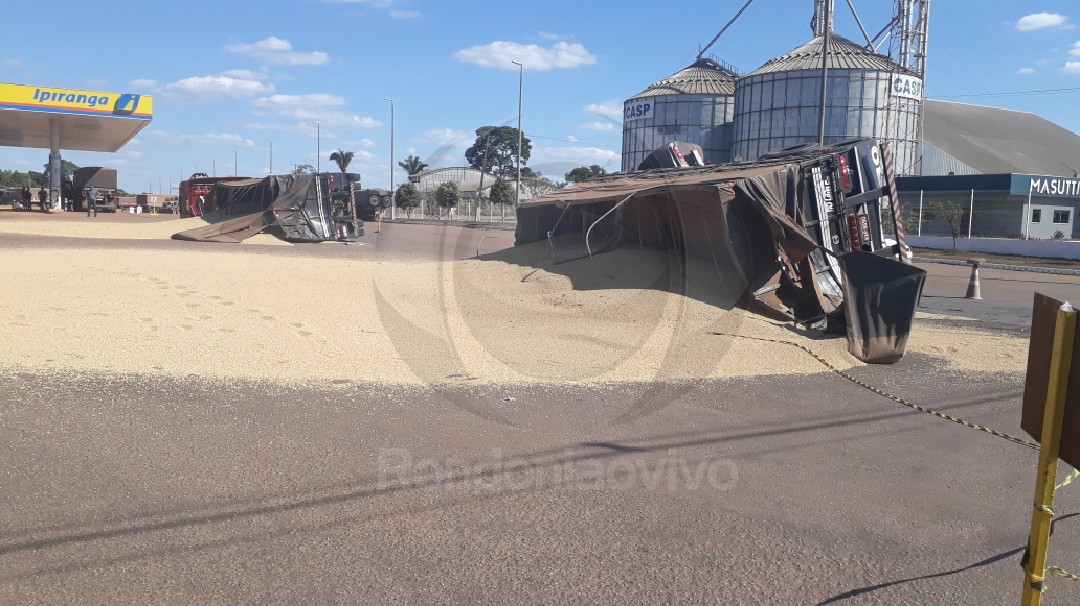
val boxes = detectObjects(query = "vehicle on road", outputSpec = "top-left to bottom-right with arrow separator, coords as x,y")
173,171 -> 364,243
178,173 -> 251,217
516,138 -> 925,363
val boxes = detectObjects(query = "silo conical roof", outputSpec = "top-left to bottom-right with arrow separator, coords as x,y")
746,32 -> 914,76
630,57 -> 737,98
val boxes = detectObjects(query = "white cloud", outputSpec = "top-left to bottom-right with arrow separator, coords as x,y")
1016,67 -> 1036,75
1064,61 -> 1080,74
129,78 -> 157,89
1016,13 -> 1069,31
584,100 -> 624,120
390,9 -> 419,18
248,95 -> 381,132
221,69 -> 270,80
225,37 -> 330,66
1,57 -> 22,68
532,146 -> 619,167
324,0 -> 397,6
415,128 -> 469,146
142,130 -> 255,147
159,74 -> 275,101
1071,41 -> 1080,57
254,93 -> 348,110
454,41 -> 597,71
580,122 -> 614,131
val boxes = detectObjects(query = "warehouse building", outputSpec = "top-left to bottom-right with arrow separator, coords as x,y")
897,99 -> 1080,240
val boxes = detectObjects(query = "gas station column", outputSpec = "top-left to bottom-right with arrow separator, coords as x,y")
49,118 -> 62,210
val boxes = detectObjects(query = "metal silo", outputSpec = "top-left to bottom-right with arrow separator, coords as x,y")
621,57 -> 738,172
732,32 -> 922,175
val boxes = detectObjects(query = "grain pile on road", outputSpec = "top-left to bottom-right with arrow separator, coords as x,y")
0,219 -> 1030,385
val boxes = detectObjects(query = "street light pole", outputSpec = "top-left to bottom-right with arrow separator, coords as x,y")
385,97 -> 395,221
512,60 -> 524,207
315,121 -> 321,173
267,139 -> 273,175
232,149 -> 237,176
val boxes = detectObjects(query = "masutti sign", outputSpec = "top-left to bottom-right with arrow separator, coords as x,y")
624,99 -> 653,122
1013,175 -> 1080,198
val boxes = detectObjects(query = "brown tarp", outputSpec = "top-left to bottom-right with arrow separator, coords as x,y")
170,212 -> 270,243
515,161 -> 921,363
516,162 -> 837,322
837,250 -> 927,364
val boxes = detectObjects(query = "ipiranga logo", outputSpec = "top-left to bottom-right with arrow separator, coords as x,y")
32,88 -> 112,109
31,88 -> 141,114
113,94 -> 141,114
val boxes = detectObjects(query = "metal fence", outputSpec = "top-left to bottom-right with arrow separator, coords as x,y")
391,196 -> 518,223
899,189 -> 1078,241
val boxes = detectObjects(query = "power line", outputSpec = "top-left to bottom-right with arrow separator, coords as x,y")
938,86 -> 1080,99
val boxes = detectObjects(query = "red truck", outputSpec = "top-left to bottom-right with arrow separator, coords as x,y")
178,173 -> 251,217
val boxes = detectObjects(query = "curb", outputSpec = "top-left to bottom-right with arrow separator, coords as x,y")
382,218 -> 517,231
912,256 -> 1080,276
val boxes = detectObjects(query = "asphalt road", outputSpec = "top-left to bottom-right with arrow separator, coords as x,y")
915,261 -> 1080,330
2,222 -> 1079,605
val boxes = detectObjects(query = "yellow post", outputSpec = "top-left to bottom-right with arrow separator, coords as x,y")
1022,303 -> 1077,605
377,210 -> 382,234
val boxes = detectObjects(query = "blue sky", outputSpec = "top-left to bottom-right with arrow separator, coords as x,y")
3,1 -> 1080,194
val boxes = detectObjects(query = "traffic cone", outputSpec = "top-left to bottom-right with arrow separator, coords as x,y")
965,258 -> 984,300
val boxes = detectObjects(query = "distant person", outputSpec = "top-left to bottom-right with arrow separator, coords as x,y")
37,187 -> 48,211
21,187 -> 31,211
86,187 -> 98,217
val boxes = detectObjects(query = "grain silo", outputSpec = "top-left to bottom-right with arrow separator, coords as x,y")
731,29 -> 922,175
621,57 -> 738,172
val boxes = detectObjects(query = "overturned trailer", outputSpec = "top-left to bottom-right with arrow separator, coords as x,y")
172,172 -> 363,243
515,139 -> 926,364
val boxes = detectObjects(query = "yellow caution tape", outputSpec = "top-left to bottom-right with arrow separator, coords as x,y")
1047,566 -> 1080,582
709,332 -> 1042,450
1057,469 -> 1080,491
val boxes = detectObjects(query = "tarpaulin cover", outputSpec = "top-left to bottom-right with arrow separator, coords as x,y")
172,173 -> 357,243
837,250 -> 927,364
515,157 -> 920,363
516,162 -> 837,321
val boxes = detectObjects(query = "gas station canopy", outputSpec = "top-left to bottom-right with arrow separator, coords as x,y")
0,82 -> 153,152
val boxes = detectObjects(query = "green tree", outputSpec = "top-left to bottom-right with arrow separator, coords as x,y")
929,201 -> 965,249
434,181 -> 461,213
396,183 -> 422,219
564,165 -> 606,183
489,178 -> 515,208
464,126 -> 531,179
521,167 -> 558,199
330,149 -> 354,172
291,163 -> 315,175
398,155 -> 429,176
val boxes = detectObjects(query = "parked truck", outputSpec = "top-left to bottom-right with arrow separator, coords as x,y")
178,173 -> 251,217
173,171 -> 364,243
68,167 -> 118,212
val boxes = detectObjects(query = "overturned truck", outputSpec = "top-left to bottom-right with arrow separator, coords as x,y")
173,172 -> 363,243
515,139 -> 926,364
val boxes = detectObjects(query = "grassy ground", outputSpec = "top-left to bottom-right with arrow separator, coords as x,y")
913,247 -> 1080,269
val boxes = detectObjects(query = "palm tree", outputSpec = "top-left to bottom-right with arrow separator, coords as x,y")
330,149 -> 354,172
398,154 -> 429,176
